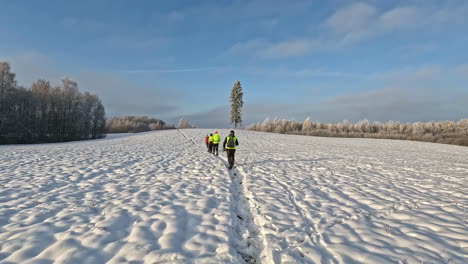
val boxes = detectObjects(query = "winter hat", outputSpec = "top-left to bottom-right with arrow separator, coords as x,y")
230,130 -> 235,134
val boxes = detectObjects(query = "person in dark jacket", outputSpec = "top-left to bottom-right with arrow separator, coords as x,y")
223,130 -> 239,169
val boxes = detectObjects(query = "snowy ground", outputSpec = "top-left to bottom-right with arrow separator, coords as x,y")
0,129 -> 467,264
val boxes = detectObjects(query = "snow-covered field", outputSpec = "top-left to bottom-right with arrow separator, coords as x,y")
0,129 -> 467,264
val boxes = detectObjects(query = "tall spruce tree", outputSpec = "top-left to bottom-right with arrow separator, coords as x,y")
230,80 -> 244,128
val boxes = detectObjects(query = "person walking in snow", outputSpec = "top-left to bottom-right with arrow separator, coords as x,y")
204,134 -> 210,151
208,133 -> 214,153
212,131 -> 220,156
223,130 -> 239,170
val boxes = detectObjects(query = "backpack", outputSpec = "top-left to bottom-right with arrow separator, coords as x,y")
227,137 -> 236,148
204,136 -> 209,143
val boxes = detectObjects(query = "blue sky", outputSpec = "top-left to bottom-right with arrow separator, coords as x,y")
1,0 -> 467,128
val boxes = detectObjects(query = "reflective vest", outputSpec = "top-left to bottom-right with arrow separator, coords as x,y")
213,134 -> 220,144
225,136 -> 237,149
208,136 -> 214,143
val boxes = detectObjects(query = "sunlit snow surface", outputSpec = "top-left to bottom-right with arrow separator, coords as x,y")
0,129 -> 467,263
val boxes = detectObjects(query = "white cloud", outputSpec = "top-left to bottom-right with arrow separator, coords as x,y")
260,39 -> 320,58
61,18 -> 108,33
314,63 -> 468,122
399,43 -> 439,57
125,67 -> 218,74
325,2 -> 377,35
368,65 -> 444,81
379,6 -> 421,30
244,66 -> 363,78
226,1 -> 468,59
104,35 -> 168,49
226,39 -> 268,56
431,0 -> 468,25
261,18 -> 280,27
167,11 -> 185,22
220,0 -> 468,60
226,38 -> 322,59
325,1 -> 468,45
457,64 -> 468,76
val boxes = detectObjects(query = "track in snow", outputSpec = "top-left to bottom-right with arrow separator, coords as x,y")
177,128 -> 263,264
221,157 -> 263,264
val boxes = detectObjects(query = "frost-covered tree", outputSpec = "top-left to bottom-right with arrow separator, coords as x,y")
302,117 -> 312,133
260,118 -> 272,132
91,98 -> 106,138
107,116 -> 171,133
31,80 -> 51,139
178,118 -> 189,129
0,62 -> 16,102
0,62 -> 17,134
60,78 -> 80,139
356,119 -> 371,133
177,118 -> 195,129
246,117 -> 468,146
412,122 -> 425,136
341,120 -> 351,135
0,61 -> 106,144
230,80 -> 244,128
458,119 -> 468,135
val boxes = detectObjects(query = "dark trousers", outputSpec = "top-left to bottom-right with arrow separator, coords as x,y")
226,149 -> 236,168
208,143 -> 213,152
212,143 -> 219,155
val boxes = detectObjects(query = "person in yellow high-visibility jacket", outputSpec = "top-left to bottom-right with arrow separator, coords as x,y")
223,130 -> 239,169
208,133 -> 214,153
212,131 -> 221,156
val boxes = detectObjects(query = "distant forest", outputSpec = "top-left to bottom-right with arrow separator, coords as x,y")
106,116 -> 175,133
247,118 -> 468,147
0,62 -> 106,144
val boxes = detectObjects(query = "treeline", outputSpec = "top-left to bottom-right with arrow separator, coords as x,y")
106,116 -> 175,133
246,118 -> 468,147
0,62 -> 106,144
